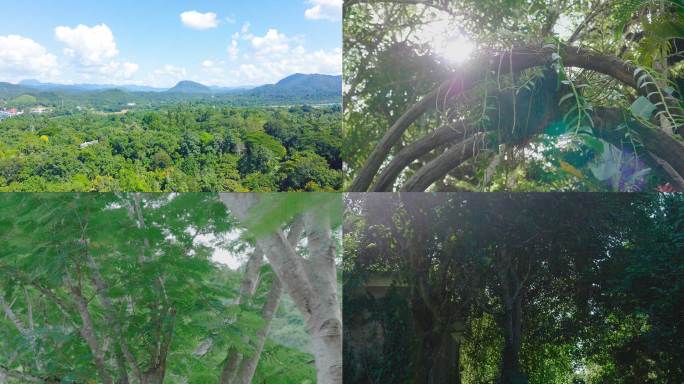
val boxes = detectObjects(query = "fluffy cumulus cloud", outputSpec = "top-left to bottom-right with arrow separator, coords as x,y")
304,0 -> 342,21
54,24 -> 139,82
208,26 -> 341,85
249,29 -> 290,55
55,24 -> 118,64
0,35 -> 59,82
180,11 -> 219,30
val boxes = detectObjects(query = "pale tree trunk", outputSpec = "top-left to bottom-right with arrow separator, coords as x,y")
219,194 -> 342,384
221,219 -> 304,384
304,211 -> 343,384
233,276 -> 283,384
219,248 -> 264,384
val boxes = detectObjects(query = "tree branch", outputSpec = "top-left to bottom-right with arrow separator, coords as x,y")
350,44 -> 684,191
401,133 -> 486,191
371,124 -> 470,191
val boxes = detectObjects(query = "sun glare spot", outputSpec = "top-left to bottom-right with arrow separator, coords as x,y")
437,35 -> 474,65
416,18 -> 474,66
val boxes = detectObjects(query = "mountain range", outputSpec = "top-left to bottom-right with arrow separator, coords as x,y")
8,73 -> 342,98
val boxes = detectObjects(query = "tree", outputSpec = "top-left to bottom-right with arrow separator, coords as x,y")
343,192 -> 677,383
219,193 -> 343,384
0,193 -> 317,383
345,0 -> 684,192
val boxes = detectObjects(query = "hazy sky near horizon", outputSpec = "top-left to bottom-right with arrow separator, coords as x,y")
0,0 -> 341,87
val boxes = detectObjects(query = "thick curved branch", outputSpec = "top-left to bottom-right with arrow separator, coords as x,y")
350,45 -> 684,191
400,132 -> 486,191
594,107 -> 684,189
350,47 -> 554,191
371,124 -> 470,191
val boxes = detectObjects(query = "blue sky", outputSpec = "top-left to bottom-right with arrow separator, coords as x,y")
0,0 -> 341,87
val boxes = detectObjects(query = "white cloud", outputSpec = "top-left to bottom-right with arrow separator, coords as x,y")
52,24 -> 139,83
180,11 -> 219,30
55,24 -> 119,64
248,29 -> 290,55
99,61 -> 140,80
217,27 -> 341,85
149,64 -> 187,87
0,35 -> 59,82
225,15 -> 236,24
228,39 -> 239,59
240,46 -> 341,83
304,0 -> 342,21
241,22 -> 251,34
122,62 -> 140,78
201,60 -> 226,84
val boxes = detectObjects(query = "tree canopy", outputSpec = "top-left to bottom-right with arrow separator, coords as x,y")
344,192 -> 684,383
0,193 -> 322,384
344,0 -> 684,192
0,104 -> 342,192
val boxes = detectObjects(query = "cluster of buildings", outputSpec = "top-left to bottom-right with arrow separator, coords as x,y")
0,107 -> 23,120
0,106 -> 51,121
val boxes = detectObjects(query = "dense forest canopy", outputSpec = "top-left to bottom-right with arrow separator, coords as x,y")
0,104 -> 342,192
0,193 -> 344,384
344,0 -> 684,192
343,192 -> 684,383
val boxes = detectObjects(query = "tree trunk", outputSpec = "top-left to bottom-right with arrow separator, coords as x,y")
304,211 -> 343,384
500,293 -> 524,384
219,357 -> 241,384
219,194 -> 342,384
411,305 -> 461,384
70,288 -> 114,384
142,369 -> 164,384
219,248 -> 264,384
309,315 -> 343,384
64,270 -> 114,384
430,333 -> 461,384
233,277 -> 283,384
497,250 -> 527,384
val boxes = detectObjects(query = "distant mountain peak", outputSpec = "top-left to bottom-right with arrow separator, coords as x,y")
19,79 -> 42,86
275,73 -> 339,86
167,80 -> 212,94
250,73 -> 341,98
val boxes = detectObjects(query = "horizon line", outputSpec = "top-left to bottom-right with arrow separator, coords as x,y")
1,72 -> 343,89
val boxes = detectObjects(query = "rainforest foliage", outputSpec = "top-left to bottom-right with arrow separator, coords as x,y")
0,104 -> 342,192
344,0 -> 684,192
0,193 -> 318,384
344,192 -> 684,383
